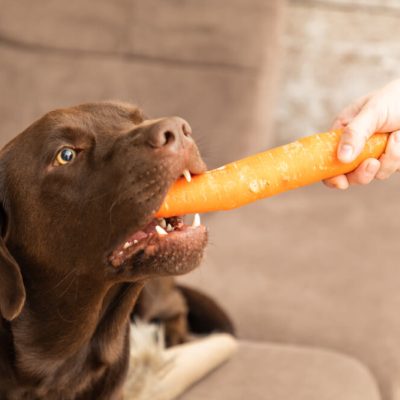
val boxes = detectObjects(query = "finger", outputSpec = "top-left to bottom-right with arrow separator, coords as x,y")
323,175 -> 349,190
330,94 -> 372,131
331,118 -> 347,131
346,158 -> 380,185
337,104 -> 380,163
375,130 -> 400,180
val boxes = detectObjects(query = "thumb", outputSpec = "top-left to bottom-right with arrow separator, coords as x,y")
337,105 -> 378,163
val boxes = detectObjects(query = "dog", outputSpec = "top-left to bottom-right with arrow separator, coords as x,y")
0,102 -> 234,399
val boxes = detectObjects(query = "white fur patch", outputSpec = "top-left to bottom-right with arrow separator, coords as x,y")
124,321 -> 238,400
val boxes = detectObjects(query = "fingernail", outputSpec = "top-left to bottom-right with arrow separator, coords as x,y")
394,132 -> 400,143
339,144 -> 354,162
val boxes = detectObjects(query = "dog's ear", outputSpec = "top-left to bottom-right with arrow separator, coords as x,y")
0,188 -> 26,321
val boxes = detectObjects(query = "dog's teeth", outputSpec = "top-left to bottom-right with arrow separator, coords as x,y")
159,218 -> 167,229
192,213 -> 201,227
133,240 -> 138,244
166,223 -> 174,232
183,169 -> 191,183
155,225 -> 168,236
123,242 -> 131,249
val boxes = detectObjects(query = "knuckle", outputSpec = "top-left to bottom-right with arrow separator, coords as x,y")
348,167 -> 374,185
343,125 -> 358,141
393,149 -> 400,161
358,176 -> 371,185
388,136 -> 400,157
378,156 -> 398,175
357,129 -> 370,145
360,175 -> 374,185
375,164 -> 393,180
343,125 -> 369,147
347,173 -> 361,186
376,172 -> 389,180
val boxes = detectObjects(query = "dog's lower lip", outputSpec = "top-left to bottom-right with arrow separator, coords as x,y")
109,168 -> 203,269
108,215 -> 204,268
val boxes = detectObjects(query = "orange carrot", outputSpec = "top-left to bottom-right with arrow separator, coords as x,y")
156,130 -> 389,218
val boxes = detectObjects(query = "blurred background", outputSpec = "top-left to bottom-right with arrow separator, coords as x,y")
1,1 -> 400,399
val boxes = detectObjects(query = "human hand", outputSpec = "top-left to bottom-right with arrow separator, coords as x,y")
324,79 -> 400,189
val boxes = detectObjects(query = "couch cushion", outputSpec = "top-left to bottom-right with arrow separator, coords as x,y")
0,0 -> 284,166
181,177 -> 400,400
181,341 -> 380,400
0,0 -> 275,69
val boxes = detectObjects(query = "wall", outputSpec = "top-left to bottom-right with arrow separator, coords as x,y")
277,0 -> 400,143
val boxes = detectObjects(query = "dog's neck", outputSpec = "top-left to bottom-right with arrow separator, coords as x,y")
7,263 -> 144,381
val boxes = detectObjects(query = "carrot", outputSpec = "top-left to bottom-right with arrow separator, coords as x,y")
156,130 -> 389,218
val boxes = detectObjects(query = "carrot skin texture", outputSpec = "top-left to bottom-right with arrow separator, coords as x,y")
156,131 -> 389,218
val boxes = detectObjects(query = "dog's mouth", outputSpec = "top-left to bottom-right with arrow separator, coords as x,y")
108,170 -> 207,274
109,215 -> 204,268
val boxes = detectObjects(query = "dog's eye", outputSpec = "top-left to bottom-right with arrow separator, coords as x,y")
55,148 -> 77,166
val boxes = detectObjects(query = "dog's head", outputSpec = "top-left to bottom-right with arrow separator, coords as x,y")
0,102 -> 207,321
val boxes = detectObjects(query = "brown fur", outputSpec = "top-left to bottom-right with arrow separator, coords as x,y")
0,102 -> 232,399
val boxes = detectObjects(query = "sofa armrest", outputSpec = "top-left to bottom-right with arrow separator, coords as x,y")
180,340 -> 381,400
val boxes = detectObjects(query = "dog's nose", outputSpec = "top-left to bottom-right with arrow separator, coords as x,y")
145,117 -> 192,151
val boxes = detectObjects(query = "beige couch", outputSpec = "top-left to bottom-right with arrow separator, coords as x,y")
1,1 -> 399,399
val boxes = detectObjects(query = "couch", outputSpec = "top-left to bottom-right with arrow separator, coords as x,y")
1,1 -> 399,399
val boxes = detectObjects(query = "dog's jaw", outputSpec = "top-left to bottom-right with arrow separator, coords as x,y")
108,214 -> 207,276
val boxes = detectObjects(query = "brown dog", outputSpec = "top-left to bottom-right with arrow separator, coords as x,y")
0,102 -> 233,399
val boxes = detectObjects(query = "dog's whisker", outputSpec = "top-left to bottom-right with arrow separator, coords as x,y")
56,306 -> 78,324
53,268 -> 78,291
58,274 -> 78,299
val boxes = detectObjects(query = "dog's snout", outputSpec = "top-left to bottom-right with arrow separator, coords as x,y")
145,117 -> 191,151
